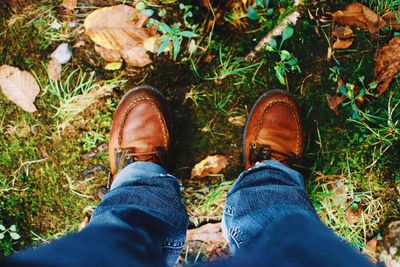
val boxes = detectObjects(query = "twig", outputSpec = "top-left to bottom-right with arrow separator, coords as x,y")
245,0 -> 304,61
81,143 -> 108,160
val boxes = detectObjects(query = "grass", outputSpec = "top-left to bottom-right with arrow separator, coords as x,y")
0,0 -> 400,263
362,0 -> 400,14
183,179 -> 234,226
48,67 -> 126,130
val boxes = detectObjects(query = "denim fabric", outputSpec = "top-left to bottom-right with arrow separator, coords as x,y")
222,160 -> 317,253
90,162 -> 189,267
4,160 -> 374,267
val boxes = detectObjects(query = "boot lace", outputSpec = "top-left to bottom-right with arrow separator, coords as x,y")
249,144 -> 296,165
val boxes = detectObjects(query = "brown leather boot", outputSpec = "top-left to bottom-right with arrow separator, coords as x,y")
243,89 -> 304,169
108,86 -> 171,180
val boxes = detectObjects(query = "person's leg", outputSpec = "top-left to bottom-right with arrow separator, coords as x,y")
90,161 -> 188,266
5,86 -> 188,267
6,162 -> 188,267
220,90 -> 373,266
219,161 -> 373,267
222,160 -> 316,253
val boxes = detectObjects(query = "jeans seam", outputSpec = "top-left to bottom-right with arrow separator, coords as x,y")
229,227 -> 244,249
161,239 -> 185,249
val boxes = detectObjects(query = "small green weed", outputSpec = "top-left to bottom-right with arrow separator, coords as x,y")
184,180 -> 233,227
47,67 -> 126,130
0,224 -> 21,257
154,21 -> 198,60
266,27 -> 301,85
80,131 -> 106,152
192,47 -> 262,82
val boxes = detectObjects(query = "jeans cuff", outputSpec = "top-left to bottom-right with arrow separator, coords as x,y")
110,161 -> 168,190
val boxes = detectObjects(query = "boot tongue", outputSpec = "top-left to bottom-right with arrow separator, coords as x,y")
114,147 -> 160,172
250,142 -> 294,166
125,147 -> 159,162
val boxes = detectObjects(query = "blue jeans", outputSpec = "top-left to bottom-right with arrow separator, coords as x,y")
5,161 -> 373,267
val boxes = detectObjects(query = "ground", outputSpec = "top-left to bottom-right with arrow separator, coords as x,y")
0,0 -> 399,264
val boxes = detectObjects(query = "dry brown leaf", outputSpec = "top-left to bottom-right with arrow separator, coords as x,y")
84,5 -> 154,51
143,37 -> 160,53
121,47 -> 152,67
331,181 -> 348,208
333,39 -> 353,50
333,38 -> 354,50
186,223 -> 226,244
382,11 -> 400,30
374,37 -> 400,94
47,58 -> 62,81
84,5 -> 158,67
191,155 -> 228,179
61,0 -> 77,11
94,45 -> 122,62
332,3 -> 387,36
332,26 -> 354,39
345,206 -> 362,225
366,238 -> 378,254
325,93 -> 347,116
0,65 -> 40,112
78,217 -> 89,232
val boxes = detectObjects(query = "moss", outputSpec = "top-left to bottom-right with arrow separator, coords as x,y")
0,0 -> 399,259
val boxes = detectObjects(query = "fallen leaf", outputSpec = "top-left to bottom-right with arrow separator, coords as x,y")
203,54 -> 215,63
51,43 -> 72,64
94,45 -> 122,62
374,36 -> 400,94
362,238 -> 378,264
143,37 -> 159,53
325,93 -> 347,116
47,58 -> 62,81
121,47 -> 152,67
333,38 -> 354,50
84,5 -> 154,50
84,5 -> 158,67
104,62 -> 123,71
366,238 -> 378,254
332,3 -> 387,36
345,206 -> 362,225
332,26 -> 354,39
61,0 -> 77,11
73,40 -> 86,48
228,115 -> 246,126
191,155 -> 228,179
0,65 -> 40,112
78,217 -> 89,232
382,11 -> 400,30
187,223 -> 226,244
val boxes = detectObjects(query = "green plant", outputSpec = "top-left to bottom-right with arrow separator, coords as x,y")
192,47 -> 262,81
246,0 -> 274,21
309,174 -> 384,252
329,66 -> 341,83
184,86 -> 207,107
48,67 -> 126,130
348,92 -> 400,168
213,89 -> 234,114
183,180 -> 233,226
362,0 -> 400,14
0,224 -> 21,241
156,22 -> 198,60
80,131 -> 106,152
266,27 -> 301,85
